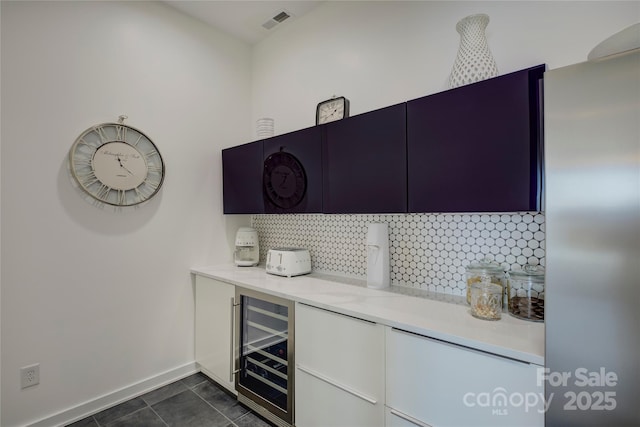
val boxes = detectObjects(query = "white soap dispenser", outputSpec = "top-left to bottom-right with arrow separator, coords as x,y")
366,223 -> 390,289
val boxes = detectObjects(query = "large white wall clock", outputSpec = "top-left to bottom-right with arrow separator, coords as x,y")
68,116 -> 165,206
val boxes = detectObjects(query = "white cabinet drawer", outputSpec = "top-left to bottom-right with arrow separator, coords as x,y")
295,303 -> 385,426
296,303 -> 385,394
296,368 -> 383,427
194,275 -> 236,393
386,327 -> 543,427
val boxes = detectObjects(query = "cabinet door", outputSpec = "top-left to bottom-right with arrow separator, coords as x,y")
407,65 -> 545,213
263,126 -> 323,213
323,103 -> 407,213
222,141 -> 264,214
195,275 -> 236,393
295,303 -> 385,426
386,327 -> 544,427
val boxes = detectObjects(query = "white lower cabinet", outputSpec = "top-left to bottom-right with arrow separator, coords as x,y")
386,327 -> 544,427
295,303 -> 385,427
194,275 -> 543,427
194,275 -> 236,393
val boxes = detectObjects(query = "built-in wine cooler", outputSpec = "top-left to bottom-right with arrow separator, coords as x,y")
235,288 -> 294,427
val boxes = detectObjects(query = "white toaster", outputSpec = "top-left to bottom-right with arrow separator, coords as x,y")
266,248 -> 311,277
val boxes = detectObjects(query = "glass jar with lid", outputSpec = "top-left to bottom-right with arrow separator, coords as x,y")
470,279 -> 503,320
465,258 -> 505,305
507,265 -> 545,322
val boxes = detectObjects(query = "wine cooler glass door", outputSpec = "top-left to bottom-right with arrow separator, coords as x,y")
236,290 -> 294,426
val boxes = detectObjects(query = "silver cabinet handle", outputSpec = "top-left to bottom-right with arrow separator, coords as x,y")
389,408 -> 433,427
296,364 -> 377,405
230,297 -> 239,383
390,327 -> 531,366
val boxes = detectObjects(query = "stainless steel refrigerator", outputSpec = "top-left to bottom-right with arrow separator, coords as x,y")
544,45 -> 640,426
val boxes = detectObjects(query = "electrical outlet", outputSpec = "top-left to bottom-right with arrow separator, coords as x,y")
20,364 -> 40,389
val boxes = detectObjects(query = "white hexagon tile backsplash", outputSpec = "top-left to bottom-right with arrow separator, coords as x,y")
252,212 -> 545,296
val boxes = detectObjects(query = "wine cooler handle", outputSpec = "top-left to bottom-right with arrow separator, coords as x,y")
230,297 -> 240,382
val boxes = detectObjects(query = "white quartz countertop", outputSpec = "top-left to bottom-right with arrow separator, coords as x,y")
191,264 -> 544,366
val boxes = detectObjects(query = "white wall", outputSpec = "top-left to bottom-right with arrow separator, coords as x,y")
1,1 -> 251,426
252,1 -> 639,134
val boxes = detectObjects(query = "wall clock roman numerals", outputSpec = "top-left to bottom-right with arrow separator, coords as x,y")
69,116 -> 165,206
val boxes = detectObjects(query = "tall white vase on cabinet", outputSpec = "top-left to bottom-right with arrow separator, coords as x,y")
448,13 -> 498,88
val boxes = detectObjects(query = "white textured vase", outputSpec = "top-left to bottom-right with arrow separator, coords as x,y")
448,13 -> 498,89
256,117 -> 274,138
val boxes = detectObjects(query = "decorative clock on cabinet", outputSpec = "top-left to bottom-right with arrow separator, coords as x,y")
68,116 -> 165,206
316,96 -> 350,125
263,149 -> 307,209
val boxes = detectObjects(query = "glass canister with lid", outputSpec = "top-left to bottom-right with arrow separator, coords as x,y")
465,258 -> 506,305
507,265 -> 545,322
470,278 -> 503,320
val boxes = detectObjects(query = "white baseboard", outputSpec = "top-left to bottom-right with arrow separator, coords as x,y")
28,362 -> 198,427
199,366 -> 237,396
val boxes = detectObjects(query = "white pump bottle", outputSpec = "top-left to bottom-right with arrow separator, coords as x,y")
366,223 -> 390,289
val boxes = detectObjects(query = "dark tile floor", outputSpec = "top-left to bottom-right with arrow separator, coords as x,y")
66,373 -> 274,427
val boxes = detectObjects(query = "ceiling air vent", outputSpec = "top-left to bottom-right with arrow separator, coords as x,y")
262,10 -> 291,30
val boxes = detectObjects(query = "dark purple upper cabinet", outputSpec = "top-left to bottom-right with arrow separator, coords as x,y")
322,103 -> 408,213
263,126 -> 323,213
222,141 -> 264,214
407,64 -> 545,213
